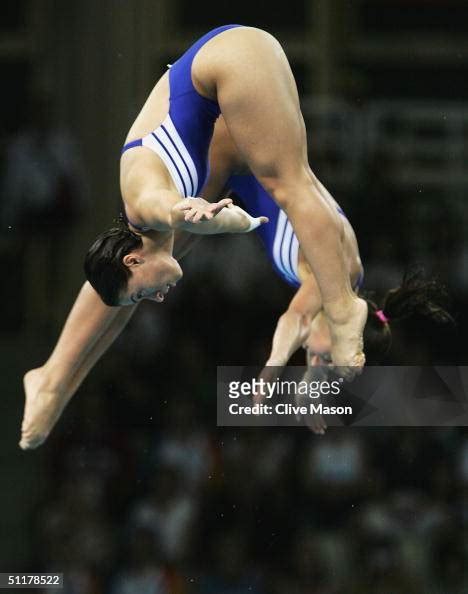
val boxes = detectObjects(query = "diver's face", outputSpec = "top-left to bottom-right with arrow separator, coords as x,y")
120,251 -> 183,306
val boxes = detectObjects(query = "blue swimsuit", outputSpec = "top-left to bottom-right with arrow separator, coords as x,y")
122,24 -> 242,197
228,174 -> 301,287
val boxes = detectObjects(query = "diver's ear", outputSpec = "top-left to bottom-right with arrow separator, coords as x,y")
122,254 -> 143,268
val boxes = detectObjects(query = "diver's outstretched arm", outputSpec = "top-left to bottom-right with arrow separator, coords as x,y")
266,274 -> 322,367
254,274 -> 322,405
21,282 -> 137,450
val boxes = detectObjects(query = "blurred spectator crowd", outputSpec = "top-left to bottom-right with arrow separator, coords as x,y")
35,388 -> 468,593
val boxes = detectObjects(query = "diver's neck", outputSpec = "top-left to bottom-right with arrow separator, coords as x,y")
140,229 -> 175,254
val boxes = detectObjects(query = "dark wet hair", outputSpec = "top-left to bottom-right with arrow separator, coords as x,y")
84,215 -> 142,306
363,266 -> 454,363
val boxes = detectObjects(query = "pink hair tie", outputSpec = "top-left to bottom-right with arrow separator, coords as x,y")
375,309 -> 390,324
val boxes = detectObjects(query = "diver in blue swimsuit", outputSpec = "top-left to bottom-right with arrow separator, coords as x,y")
21,25 -> 374,449
86,24 -> 368,373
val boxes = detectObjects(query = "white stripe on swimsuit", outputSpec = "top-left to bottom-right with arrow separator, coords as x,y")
273,210 -> 300,285
141,114 -> 199,197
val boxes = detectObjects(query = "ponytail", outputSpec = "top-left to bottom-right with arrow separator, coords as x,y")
380,265 -> 453,325
363,266 -> 454,363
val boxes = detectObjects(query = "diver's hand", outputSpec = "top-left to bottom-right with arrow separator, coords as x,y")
175,197 -> 233,224
237,208 -> 269,233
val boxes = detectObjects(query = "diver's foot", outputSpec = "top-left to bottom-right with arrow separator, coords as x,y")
327,297 -> 368,380
20,368 -> 68,450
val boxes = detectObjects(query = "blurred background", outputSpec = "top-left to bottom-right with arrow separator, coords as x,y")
1,0 -> 467,592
